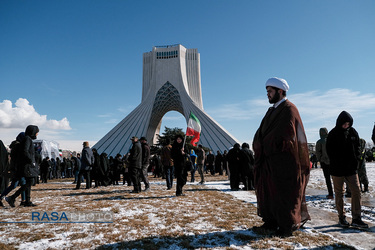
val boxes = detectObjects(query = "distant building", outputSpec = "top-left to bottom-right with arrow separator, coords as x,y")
94,44 -> 238,156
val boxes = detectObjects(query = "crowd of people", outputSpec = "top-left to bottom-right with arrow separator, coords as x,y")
0,77 -> 374,237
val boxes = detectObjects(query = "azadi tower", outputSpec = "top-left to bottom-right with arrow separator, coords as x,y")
94,44 -> 238,156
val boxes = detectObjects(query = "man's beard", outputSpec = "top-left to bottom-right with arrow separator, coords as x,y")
269,91 -> 280,104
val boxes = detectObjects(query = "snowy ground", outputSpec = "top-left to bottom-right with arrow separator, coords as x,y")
0,163 -> 374,249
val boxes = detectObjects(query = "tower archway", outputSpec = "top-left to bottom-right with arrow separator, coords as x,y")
94,45 -> 238,156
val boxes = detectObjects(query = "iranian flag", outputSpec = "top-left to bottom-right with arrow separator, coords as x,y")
186,112 -> 201,146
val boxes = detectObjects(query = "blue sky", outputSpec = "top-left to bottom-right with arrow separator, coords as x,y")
1,0 -> 375,152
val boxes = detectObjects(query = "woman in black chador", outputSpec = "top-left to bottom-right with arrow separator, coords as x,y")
171,134 -> 187,196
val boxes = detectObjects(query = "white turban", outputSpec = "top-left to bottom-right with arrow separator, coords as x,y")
265,77 -> 289,92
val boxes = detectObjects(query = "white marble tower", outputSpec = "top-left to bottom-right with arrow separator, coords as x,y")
94,44 -> 238,156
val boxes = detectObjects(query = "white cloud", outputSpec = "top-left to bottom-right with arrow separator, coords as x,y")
0,98 -> 71,130
205,88 -> 375,145
207,88 -> 375,123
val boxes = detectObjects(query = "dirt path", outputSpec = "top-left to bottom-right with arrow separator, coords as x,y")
306,206 -> 375,250
304,189 -> 375,250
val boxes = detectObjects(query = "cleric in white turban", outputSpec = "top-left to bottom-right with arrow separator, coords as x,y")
252,76 -> 311,237
265,77 -> 289,92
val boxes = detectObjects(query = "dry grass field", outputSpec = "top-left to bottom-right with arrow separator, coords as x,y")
0,174 -> 355,249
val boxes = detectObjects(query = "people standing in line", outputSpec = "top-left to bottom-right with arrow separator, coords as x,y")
171,134 -> 187,196
252,77 -> 311,237
0,140 -> 9,195
161,139 -> 174,190
358,139 -> 369,193
40,157 -> 51,183
189,149 -> 197,182
71,152 -> 81,184
121,153 -> 131,186
316,127 -> 334,199
239,143 -> 255,191
49,158 -> 55,180
214,151 -> 223,176
151,154 -> 162,178
75,141 -> 94,189
227,143 -> 241,191
92,148 -> 101,188
128,136 -> 142,193
66,158 -> 72,178
310,153 -> 318,168
196,144 -> 206,184
206,151 -> 215,175
326,111 -> 368,228
6,125 -> 40,207
222,150 -> 228,177
140,137 -> 151,191
111,153 -> 123,185
0,133 -> 26,207
56,157 -> 61,179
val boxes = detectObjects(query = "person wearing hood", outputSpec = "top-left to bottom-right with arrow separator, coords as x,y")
189,149 -> 197,182
6,125 -> 39,207
326,111 -> 368,229
252,77 -> 311,237
1,134 -> 25,207
316,128 -> 334,199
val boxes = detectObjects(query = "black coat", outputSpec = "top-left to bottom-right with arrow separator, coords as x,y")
171,141 -> 186,169
327,111 -> 360,177
0,140 -> 9,177
239,147 -> 255,176
20,125 -> 39,178
129,141 -> 142,169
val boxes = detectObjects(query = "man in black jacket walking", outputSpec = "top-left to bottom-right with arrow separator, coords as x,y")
6,125 -> 39,207
327,111 -> 368,228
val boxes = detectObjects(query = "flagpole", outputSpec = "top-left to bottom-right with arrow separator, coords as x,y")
182,135 -> 187,149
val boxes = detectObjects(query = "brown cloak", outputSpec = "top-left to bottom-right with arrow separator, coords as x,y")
253,100 -> 310,231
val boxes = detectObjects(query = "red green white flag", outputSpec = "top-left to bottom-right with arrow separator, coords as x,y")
186,112 -> 201,146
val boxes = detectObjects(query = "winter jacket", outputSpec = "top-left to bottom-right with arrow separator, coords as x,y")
327,111 -> 360,177
129,141 -> 142,169
196,148 -> 205,165
141,142 -> 151,166
81,146 -> 94,171
20,125 -> 39,178
161,145 -> 173,167
316,128 -> 330,165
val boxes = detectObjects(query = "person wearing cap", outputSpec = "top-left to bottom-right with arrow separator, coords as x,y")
128,136 -> 142,193
6,125 -> 40,207
253,77 -> 310,237
326,111 -> 368,229
139,136 -> 151,191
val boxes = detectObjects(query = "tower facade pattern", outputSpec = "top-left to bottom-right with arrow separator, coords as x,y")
94,44 -> 238,156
